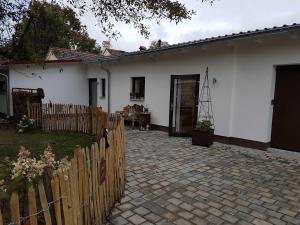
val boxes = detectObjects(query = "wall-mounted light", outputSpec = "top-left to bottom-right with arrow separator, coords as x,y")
212,78 -> 217,85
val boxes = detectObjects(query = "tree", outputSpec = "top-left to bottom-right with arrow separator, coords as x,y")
11,2 -> 101,61
0,0 -> 215,59
149,40 -> 170,49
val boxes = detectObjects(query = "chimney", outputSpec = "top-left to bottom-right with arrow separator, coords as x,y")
157,39 -> 162,48
102,40 -> 111,51
139,45 -> 147,51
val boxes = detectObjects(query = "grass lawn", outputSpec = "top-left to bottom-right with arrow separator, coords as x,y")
0,127 -> 95,161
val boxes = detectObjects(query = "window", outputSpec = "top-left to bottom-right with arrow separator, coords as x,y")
130,77 -> 145,100
101,78 -> 106,97
0,81 -> 6,94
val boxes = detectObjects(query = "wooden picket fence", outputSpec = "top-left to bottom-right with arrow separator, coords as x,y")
28,103 -> 111,138
1,104 -> 126,225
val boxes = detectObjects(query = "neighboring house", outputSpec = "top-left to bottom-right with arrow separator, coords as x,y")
6,24 -> 300,151
101,40 -> 128,56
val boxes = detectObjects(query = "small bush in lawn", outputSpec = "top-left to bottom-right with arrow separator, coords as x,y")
17,115 -> 35,133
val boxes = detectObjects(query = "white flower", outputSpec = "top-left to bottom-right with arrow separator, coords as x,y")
11,147 -> 44,182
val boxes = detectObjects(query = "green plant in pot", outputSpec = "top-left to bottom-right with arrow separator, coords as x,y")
193,67 -> 215,147
192,120 -> 214,147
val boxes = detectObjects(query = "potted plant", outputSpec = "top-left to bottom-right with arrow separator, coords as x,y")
192,120 -> 214,147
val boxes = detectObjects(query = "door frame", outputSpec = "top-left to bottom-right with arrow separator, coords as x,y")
88,78 -> 98,106
168,74 -> 200,137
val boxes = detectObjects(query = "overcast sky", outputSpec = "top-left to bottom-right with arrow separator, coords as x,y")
80,0 -> 300,52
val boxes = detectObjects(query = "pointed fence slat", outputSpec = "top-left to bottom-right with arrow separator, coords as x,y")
28,185 -> 38,225
0,209 -> 3,225
38,183 -> 52,225
51,176 -> 62,225
10,192 -> 20,225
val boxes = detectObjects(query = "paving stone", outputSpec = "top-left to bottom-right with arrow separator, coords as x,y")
191,217 -> 208,225
179,203 -> 195,211
162,212 -> 177,221
166,204 -> 180,213
207,201 -> 223,209
144,213 -> 161,223
206,215 -> 224,225
252,218 -> 272,225
128,214 -> 146,225
221,213 -> 239,223
106,129 -> 300,225
121,210 -> 134,218
192,209 -> 208,218
168,198 -> 182,206
207,207 -> 223,217
178,211 -> 194,220
268,217 -> 287,225
193,202 -> 209,210
174,218 -> 192,225
236,211 -> 255,222
251,211 -> 268,220
134,207 -> 150,216
282,215 -> 300,224
110,216 -> 128,225
279,208 -> 298,217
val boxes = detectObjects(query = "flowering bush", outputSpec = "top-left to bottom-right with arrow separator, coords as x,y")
11,147 -> 44,183
17,115 -> 35,133
40,145 -> 57,169
0,145 -> 72,197
9,145 -> 70,185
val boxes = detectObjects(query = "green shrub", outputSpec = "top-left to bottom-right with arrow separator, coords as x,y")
17,115 -> 35,133
195,120 -> 214,132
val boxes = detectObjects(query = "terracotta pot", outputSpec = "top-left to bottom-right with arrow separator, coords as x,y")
192,130 -> 214,147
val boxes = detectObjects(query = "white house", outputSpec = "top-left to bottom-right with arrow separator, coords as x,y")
5,23 -> 300,151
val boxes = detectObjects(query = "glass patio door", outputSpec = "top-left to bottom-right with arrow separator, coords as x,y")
169,75 -> 200,136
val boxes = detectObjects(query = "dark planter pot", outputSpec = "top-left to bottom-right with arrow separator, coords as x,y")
192,130 -> 214,147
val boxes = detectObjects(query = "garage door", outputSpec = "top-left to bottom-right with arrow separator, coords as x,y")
271,65 -> 300,151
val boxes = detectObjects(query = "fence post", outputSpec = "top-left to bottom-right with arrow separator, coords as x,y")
0,209 -> 3,225
75,106 -> 79,132
10,192 -> 20,225
28,185 -> 38,225
38,183 -> 52,225
89,107 -> 93,134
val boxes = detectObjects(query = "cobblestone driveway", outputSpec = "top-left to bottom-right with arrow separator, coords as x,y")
108,129 -> 300,225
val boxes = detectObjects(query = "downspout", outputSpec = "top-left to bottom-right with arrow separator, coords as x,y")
100,63 -> 111,113
0,72 -> 10,118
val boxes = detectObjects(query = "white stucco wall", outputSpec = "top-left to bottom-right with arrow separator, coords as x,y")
9,63 -> 89,115
232,37 -> 300,142
106,34 -> 300,143
108,45 -> 235,137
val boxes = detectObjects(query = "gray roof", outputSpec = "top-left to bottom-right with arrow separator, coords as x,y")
50,48 -> 105,62
99,23 -> 300,62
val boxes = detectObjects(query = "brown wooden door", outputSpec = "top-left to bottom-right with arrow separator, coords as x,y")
271,65 -> 300,151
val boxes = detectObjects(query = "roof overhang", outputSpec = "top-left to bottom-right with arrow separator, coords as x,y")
6,59 -> 82,66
